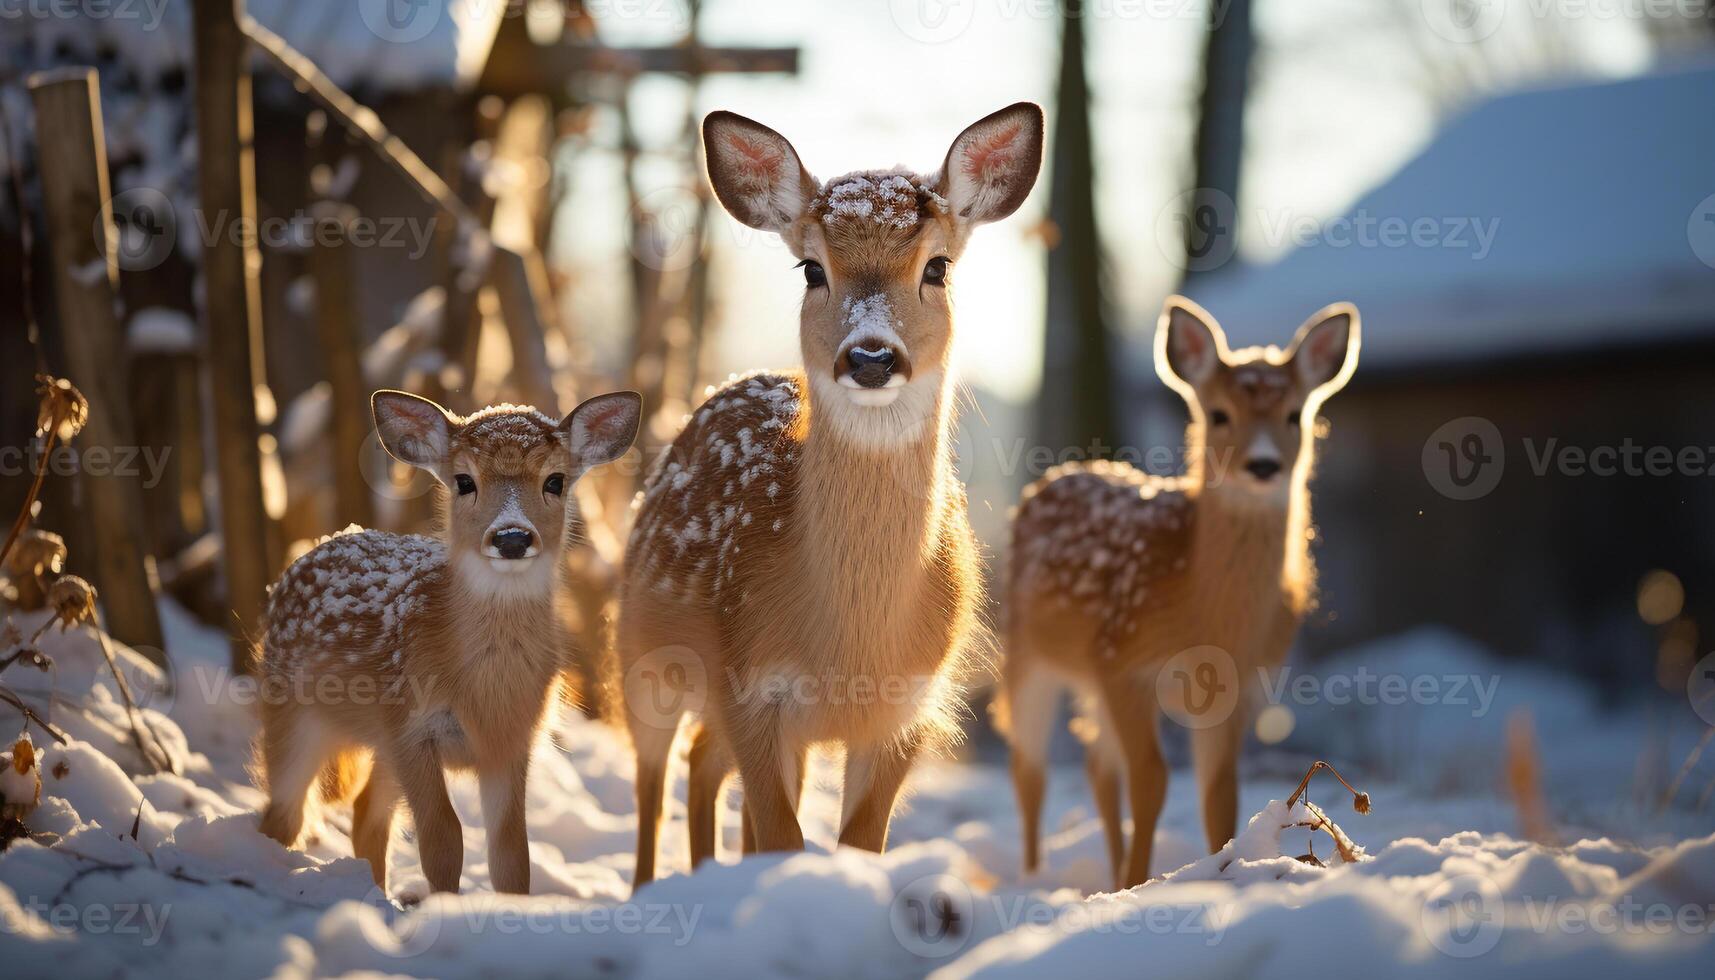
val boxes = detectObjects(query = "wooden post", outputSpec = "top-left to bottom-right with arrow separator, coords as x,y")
27,68 -> 166,660
488,245 -> 559,413
307,202 -> 375,530
433,141 -> 499,410
193,0 -> 274,667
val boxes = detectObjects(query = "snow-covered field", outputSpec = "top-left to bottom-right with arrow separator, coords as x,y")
1,600 -> 1711,978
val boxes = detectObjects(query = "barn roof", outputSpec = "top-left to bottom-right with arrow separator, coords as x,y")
8,0 -> 505,93
1181,63 -> 1715,372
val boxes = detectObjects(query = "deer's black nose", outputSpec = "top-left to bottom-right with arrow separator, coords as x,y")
1245,459 -> 1282,482
493,528 -> 534,559
846,347 -> 896,389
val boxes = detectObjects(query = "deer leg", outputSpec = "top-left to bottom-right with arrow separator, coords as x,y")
352,759 -> 402,891
1101,675 -> 1166,888
479,751 -> 532,894
1192,711 -> 1245,854
1074,693 -> 1127,890
628,720 -> 677,891
1002,658 -> 1060,876
726,713 -> 804,853
391,741 -> 463,894
687,722 -> 732,869
258,709 -> 335,848
838,734 -> 922,853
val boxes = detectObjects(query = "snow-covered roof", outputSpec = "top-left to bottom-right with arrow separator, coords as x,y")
7,0 -> 505,93
1183,63 -> 1715,372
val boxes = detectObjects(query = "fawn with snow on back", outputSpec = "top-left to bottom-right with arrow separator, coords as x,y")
255,388 -> 640,894
616,104 -> 1044,889
1002,295 -> 1359,889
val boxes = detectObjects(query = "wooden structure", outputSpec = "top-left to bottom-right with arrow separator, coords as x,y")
4,1 -> 798,679
27,68 -> 165,659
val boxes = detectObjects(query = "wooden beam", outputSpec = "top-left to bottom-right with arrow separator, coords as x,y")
193,0 -> 274,667
488,245 -> 559,413
479,43 -> 799,99
27,68 -> 166,661
240,14 -> 473,226
306,202 -> 376,531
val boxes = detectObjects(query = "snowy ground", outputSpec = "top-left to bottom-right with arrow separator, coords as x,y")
1,600 -> 1712,978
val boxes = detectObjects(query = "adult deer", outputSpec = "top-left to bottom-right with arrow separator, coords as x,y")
617,104 -> 1044,889
1002,296 -> 1359,889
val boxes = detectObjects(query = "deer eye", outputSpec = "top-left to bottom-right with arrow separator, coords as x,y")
1209,409 -> 1231,427
923,256 -> 949,286
455,474 -> 476,495
797,259 -> 826,288
1287,409 -> 1302,427
544,473 -> 565,497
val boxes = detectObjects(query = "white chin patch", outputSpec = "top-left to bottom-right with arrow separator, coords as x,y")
836,373 -> 907,407
486,556 -> 537,574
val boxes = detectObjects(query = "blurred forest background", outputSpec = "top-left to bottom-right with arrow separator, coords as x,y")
2,0 -> 1714,724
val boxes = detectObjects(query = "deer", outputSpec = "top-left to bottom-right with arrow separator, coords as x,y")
1001,295 -> 1359,890
255,388 -> 640,895
614,104 -> 1044,890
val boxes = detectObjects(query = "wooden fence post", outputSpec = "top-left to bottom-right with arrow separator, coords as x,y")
488,245 -> 559,412
306,202 -> 376,530
27,67 -> 166,660
193,0 -> 275,668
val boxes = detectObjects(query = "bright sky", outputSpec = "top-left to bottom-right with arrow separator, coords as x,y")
555,0 -> 1659,403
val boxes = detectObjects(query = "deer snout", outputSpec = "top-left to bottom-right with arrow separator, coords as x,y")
1243,431 -> 1283,483
834,343 -> 912,408
845,347 -> 896,388
489,527 -> 536,560
1244,458 -> 1282,482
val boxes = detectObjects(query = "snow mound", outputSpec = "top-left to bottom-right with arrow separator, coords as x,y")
0,610 -> 1710,978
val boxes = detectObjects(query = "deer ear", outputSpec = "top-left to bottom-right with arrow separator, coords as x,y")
1288,303 -> 1360,394
1156,296 -> 1226,390
936,102 -> 1044,227
702,111 -> 816,234
373,390 -> 454,470
563,391 -> 642,472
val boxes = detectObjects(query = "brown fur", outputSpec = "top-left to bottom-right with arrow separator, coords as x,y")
616,105 -> 1043,890
254,390 -> 639,894
1001,295 -> 1360,889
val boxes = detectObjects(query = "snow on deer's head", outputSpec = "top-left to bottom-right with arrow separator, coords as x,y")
702,104 -> 1043,449
373,390 -> 641,597
1156,296 -> 1360,504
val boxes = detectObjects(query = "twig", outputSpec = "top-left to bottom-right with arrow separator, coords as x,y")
0,426 -> 56,572
0,682 -> 68,744
1287,759 -> 1371,814
1662,725 -> 1714,811
91,616 -> 176,775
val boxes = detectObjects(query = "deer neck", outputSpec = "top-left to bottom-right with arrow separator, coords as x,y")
1192,468 -> 1315,614
798,370 -> 957,591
